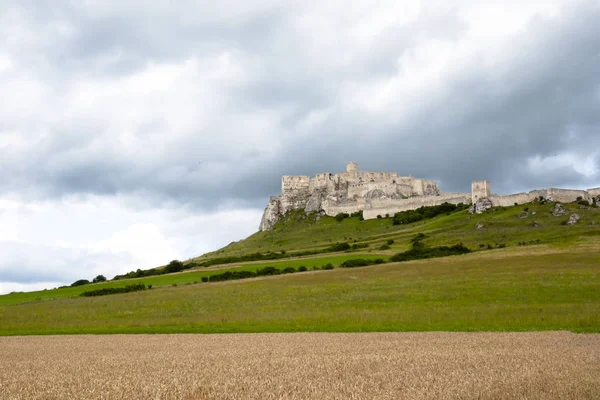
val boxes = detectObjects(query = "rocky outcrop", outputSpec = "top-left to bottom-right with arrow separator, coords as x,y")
305,192 -> 323,213
259,196 -> 282,231
551,203 -> 567,216
469,198 -> 493,214
566,213 -> 580,225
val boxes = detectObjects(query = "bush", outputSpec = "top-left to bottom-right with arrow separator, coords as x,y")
201,277 -> 208,282
390,243 -> 470,262
322,263 -> 334,270
80,283 -> 147,297
335,213 -> 350,222
350,211 -> 363,220
71,279 -> 90,287
351,243 -> 369,250
328,242 -> 351,252
282,267 -> 296,274
298,266 -> 307,272
165,260 -> 185,273
340,258 -> 386,268
387,239 -> 395,245
379,244 -> 391,250
411,233 -> 426,243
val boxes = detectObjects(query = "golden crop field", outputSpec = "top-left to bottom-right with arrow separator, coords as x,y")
1,332 -> 598,399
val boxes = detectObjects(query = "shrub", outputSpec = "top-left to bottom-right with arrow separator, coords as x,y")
335,213 -> 350,222
322,263 -> 334,270
340,258 -> 385,268
165,260 -> 184,274
80,283 -> 147,297
71,279 -> 90,287
282,267 -> 296,274
201,277 -> 209,282
411,233 -> 426,243
390,243 -> 470,262
379,244 -> 391,250
387,239 -> 395,245
92,275 -> 107,283
298,266 -> 307,272
479,244 -> 486,248
377,215 -> 382,219
351,243 -> 369,250
328,242 -> 351,252
487,244 -> 493,249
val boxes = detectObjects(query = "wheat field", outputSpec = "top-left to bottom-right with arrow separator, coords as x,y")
0,332 -> 598,399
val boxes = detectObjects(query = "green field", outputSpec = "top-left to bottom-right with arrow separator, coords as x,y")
1,242 -> 598,335
1,201 -> 599,335
0,254 -> 386,306
0,253 -> 388,306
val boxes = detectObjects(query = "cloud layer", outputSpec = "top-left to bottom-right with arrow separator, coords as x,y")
1,0 -> 599,292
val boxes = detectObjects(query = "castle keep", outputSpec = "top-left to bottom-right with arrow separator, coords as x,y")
258,162 -> 600,231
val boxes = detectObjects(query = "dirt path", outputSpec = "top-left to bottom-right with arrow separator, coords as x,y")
0,332 -> 598,399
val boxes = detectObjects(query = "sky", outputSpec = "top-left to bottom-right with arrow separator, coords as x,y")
1,0 -> 599,294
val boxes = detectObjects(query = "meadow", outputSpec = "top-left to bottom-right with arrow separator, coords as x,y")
0,253 -> 386,306
1,242 -> 598,335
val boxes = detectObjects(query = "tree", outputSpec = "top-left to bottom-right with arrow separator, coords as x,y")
92,275 -> 107,283
165,260 -> 184,273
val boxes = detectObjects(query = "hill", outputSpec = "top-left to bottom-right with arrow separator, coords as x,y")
0,201 -> 599,335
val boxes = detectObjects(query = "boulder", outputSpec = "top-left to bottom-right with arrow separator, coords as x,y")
566,213 -> 580,225
551,203 -> 567,216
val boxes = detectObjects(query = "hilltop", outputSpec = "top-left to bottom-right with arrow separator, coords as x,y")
0,199 -> 599,335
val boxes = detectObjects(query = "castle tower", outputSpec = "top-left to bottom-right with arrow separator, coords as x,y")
346,162 -> 358,174
472,180 -> 491,203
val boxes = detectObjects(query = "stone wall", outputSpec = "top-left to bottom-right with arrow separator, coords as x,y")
362,193 -> 471,220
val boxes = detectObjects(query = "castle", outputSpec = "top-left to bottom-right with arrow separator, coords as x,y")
259,162 -> 600,230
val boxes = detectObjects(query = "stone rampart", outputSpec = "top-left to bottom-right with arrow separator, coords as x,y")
362,193 -> 470,220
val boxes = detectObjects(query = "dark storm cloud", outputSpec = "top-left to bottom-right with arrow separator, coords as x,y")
1,1 -> 599,210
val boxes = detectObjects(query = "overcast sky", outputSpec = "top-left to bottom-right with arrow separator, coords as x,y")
1,0 -> 599,294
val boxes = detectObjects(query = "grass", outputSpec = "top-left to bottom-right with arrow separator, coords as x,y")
199,202 -> 600,259
1,242 -> 598,335
0,253 -> 386,306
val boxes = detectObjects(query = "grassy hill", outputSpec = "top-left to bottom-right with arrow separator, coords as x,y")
1,201 -> 599,335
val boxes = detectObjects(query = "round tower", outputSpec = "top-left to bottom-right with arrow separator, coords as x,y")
346,162 -> 358,174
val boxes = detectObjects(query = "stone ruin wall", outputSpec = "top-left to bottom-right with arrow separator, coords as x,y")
258,162 -> 600,230
362,193 -> 471,220
489,188 -> 593,207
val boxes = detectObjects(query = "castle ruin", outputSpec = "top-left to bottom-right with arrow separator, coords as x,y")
258,162 -> 600,230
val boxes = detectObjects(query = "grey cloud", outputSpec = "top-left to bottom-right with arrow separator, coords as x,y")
0,1 -> 599,211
